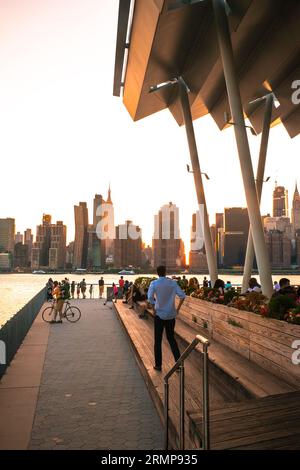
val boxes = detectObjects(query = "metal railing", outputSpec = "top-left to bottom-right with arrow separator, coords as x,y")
0,287 -> 46,379
164,334 -> 210,450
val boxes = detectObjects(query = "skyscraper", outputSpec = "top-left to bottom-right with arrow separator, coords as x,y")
15,232 -> 23,244
223,208 -> 249,267
189,212 -> 207,272
32,214 -> 52,267
24,229 -> 33,259
265,231 -> 291,268
32,216 -> 67,269
114,220 -> 142,268
0,218 -> 15,253
73,202 -> 89,269
14,243 -> 29,268
153,202 -> 185,271
102,185 -> 115,265
88,193 -> 105,269
273,183 -> 289,217
49,221 -> 67,270
292,182 -> 300,233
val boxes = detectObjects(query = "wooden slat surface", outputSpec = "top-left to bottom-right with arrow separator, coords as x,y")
189,391 -> 300,449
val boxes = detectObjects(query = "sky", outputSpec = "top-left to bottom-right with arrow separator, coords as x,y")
0,0 -> 299,252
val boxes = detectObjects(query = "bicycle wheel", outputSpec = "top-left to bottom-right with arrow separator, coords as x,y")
42,306 -> 55,323
65,306 -> 81,322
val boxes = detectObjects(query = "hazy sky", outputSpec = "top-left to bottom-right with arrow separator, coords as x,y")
0,0 -> 299,251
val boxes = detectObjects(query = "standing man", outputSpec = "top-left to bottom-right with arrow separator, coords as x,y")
80,278 -> 87,299
51,281 -> 64,324
98,277 -> 105,298
119,276 -> 125,294
148,266 -> 185,372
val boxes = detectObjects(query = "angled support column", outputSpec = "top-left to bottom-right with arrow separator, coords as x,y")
213,0 -> 273,298
178,78 -> 218,285
242,94 -> 274,293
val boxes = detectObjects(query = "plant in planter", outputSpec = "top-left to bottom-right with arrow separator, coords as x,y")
228,292 -> 267,314
268,294 -> 297,321
285,305 -> 300,325
134,276 -> 157,291
224,288 -> 239,305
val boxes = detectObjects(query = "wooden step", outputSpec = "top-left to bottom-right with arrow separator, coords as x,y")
188,391 -> 300,449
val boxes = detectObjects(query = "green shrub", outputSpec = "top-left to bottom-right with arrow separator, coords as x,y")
268,294 -> 296,320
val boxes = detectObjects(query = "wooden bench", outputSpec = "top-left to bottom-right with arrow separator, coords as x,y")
136,303 -> 295,398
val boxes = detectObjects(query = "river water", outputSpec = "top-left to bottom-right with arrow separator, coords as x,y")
1,272 -> 300,327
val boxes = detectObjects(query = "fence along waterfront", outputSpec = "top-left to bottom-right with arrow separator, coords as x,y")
0,287 -> 46,379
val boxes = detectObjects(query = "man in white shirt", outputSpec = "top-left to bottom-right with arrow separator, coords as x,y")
148,265 -> 186,371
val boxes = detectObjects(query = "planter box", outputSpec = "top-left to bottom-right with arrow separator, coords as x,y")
178,297 -> 300,388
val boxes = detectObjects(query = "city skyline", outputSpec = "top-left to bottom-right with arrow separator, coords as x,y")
2,179 -> 300,253
0,0 -> 300,256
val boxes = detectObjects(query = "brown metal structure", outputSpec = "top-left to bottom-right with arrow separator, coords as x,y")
113,0 -> 300,138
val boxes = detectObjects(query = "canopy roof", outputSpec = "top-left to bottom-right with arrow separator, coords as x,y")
113,0 -> 300,137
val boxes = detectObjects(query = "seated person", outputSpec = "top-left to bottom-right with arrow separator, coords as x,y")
247,277 -> 262,293
122,282 -> 133,303
273,278 -> 296,297
129,284 -> 150,318
213,278 -> 225,294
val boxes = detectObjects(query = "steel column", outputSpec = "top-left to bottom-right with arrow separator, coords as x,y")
242,94 -> 274,293
213,0 -> 273,298
179,78 -> 218,285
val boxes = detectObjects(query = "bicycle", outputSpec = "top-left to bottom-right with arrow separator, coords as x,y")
42,299 -> 81,323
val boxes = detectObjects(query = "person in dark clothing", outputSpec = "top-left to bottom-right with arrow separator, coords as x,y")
46,278 -> 54,301
70,281 -> 75,299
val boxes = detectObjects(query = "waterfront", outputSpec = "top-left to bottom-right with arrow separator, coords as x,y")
1,272 -> 300,327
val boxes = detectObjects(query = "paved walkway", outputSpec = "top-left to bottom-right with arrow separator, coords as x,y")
29,300 -> 163,450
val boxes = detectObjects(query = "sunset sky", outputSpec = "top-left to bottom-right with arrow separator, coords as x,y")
0,0 -> 299,252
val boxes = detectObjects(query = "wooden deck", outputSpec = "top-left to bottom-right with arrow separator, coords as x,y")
114,300 -> 300,450
188,391 -> 300,449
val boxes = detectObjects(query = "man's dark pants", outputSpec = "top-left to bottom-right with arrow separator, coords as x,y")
154,315 -> 180,367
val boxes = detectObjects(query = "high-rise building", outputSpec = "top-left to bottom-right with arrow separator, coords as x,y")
215,213 -> 224,265
14,242 -> 29,268
102,185 -> 115,265
189,212 -> 207,271
264,216 -> 293,239
24,228 -> 33,259
49,221 -> 67,270
223,208 -> 249,267
32,216 -> 67,270
73,202 -> 89,269
32,214 -> 52,267
114,220 -> 142,268
273,183 -> 289,218
292,182 -> 300,233
0,253 -> 12,270
90,193 -> 106,269
0,218 -> 15,252
15,232 -> 23,244
153,202 -> 185,271
265,231 -> 291,268
66,242 -> 74,269
143,245 -> 153,267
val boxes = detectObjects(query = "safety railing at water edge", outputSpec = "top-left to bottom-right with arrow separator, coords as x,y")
164,334 -> 210,451
0,287 -> 46,379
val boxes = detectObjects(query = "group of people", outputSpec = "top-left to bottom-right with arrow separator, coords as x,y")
45,277 -> 71,323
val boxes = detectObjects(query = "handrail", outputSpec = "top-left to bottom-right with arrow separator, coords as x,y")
164,334 -> 210,451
